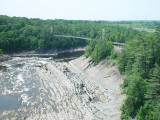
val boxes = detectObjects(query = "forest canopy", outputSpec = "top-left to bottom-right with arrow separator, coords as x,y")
1,15 -> 159,53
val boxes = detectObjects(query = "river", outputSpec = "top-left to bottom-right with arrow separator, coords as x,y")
0,50 -> 124,120
0,51 -> 86,119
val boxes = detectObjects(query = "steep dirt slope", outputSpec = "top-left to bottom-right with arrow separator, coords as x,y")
70,56 -> 125,120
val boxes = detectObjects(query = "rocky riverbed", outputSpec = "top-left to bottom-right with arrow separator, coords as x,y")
0,54 -> 124,120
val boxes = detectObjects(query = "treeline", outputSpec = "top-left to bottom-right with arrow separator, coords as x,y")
0,15 -> 89,52
0,15 -> 140,53
112,21 -> 160,29
118,26 -> 160,120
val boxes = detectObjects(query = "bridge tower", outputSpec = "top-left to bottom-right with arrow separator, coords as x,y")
102,29 -> 105,39
50,26 -> 53,33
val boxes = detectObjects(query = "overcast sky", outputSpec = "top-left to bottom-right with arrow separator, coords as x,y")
0,0 -> 160,20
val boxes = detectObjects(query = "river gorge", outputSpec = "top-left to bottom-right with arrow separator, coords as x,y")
0,50 -> 124,120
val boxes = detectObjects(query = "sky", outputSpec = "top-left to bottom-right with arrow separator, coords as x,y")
0,0 -> 160,21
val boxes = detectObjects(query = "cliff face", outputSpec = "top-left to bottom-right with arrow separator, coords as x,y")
0,56 -> 124,120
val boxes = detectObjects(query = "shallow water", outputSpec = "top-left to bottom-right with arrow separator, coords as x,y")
53,51 -> 84,59
0,94 -> 20,111
0,50 -> 121,120
0,51 -> 84,118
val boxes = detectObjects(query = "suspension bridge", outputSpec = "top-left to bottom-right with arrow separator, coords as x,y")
53,35 -> 128,46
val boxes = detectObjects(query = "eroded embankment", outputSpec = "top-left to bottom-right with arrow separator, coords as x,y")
0,56 -> 124,120
70,56 -> 125,120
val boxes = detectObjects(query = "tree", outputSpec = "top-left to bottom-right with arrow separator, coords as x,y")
137,63 -> 160,120
0,49 -> 2,56
121,72 -> 146,119
85,39 -> 113,65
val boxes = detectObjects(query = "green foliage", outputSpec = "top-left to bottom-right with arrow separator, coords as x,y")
121,73 -> 146,118
137,102 -> 160,120
115,21 -> 160,31
137,63 -> 160,120
107,51 -> 120,60
85,39 -> 97,58
0,49 -> 2,56
146,64 -> 160,100
85,39 -> 113,65
0,15 -> 141,52
118,26 -> 160,119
